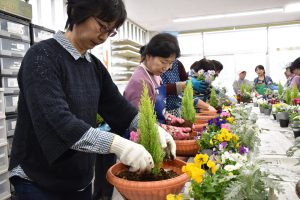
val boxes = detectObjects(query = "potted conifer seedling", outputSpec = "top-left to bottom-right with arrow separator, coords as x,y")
106,84 -> 189,200
176,80 -> 202,156
181,80 -> 196,126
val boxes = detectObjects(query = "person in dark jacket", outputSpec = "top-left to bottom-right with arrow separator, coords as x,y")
9,1 -> 175,199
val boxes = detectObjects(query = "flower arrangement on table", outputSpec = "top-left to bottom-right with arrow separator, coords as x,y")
167,104 -> 282,200
236,83 -> 253,103
195,69 -> 215,84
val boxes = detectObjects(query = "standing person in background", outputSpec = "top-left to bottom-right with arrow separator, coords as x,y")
9,1 -> 176,199
161,59 -> 212,117
284,62 -> 300,90
284,63 -> 293,85
233,70 -> 252,95
291,57 -> 300,76
253,65 -> 273,96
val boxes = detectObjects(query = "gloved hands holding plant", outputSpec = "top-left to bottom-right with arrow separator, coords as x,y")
129,125 -> 177,160
187,78 -> 209,93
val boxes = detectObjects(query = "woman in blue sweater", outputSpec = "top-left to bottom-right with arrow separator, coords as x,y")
9,0 -> 175,199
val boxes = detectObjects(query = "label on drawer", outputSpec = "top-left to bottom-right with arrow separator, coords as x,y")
11,120 -> 16,130
7,22 -> 24,35
16,43 -> 25,50
7,78 -> 18,87
12,61 -> 21,69
12,96 -> 19,106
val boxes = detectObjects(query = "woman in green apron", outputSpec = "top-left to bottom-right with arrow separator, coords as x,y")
254,65 -> 273,96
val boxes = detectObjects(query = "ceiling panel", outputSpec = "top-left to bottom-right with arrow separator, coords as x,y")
123,0 -> 300,32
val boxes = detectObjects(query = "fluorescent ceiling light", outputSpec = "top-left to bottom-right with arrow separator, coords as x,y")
284,3 -> 300,13
173,8 -> 283,23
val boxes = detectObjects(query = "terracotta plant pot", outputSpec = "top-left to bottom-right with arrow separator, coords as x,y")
175,139 -> 200,156
195,114 -> 216,121
195,119 -> 209,124
176,156 -> 189,162
193,123 -> 208,131
106,159 -> 189,200
198,109 -> 217,116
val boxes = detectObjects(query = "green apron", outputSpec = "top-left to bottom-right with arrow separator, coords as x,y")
256,83 -> 267,95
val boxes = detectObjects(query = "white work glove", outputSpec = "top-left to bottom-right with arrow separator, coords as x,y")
157,124 -> 176,160
110,135 -> 154,173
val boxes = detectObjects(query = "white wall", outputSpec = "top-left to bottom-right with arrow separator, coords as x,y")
29,0 -> 67,31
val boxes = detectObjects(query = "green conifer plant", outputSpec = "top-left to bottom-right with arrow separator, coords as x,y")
278,82 -> 283,99
138,83 -> 164,175
181,80 -> 196,123
209,87 -> 218,108
291,85 -> 299,100
285,87 -> 292,105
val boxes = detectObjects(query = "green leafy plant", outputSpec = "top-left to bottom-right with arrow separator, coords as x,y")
264,88 -> 273,97
261,103 -> 271,109
209,87 -> 218,108
138,83 -> 164,175
96,114 -> 104,126
240,83 -> 253,95
224,163 -> 282,200
181,80 -> 196,123
291,85 -> 300,100
278,82 -> 283,99
285,88 -> 292,105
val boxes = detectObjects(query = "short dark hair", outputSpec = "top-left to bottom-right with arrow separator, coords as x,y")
140,33 -> 180,59
211,60 -> 223,72
65,0 -> 127,31
255,65 -> 265,73
190,58 -> 215,72
291,57 -> 300,70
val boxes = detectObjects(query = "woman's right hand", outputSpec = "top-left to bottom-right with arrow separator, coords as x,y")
109,135 -> 154,173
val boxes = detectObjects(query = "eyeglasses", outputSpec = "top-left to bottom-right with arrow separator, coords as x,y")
93,17 -> 117,37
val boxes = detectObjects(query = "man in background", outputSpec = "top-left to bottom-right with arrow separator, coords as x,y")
233,70 -> 251,94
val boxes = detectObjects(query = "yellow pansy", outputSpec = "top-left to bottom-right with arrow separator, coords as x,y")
194,154 -> 209,165
182,163 -> 197,177
191,167 -> 205,183
226,117 -> 235,124
166,194 -> 183,200
207,160 -> 217,174
224,132 -> 233,141
232,134 -> 239,142
216,133 -> 224,142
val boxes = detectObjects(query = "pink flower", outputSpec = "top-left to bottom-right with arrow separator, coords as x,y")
220,111 -> 229,118
221,124 -> 230,131
130,131 -> 139,143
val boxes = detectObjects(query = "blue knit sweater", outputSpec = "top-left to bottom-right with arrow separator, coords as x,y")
9,38 -> 137,191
